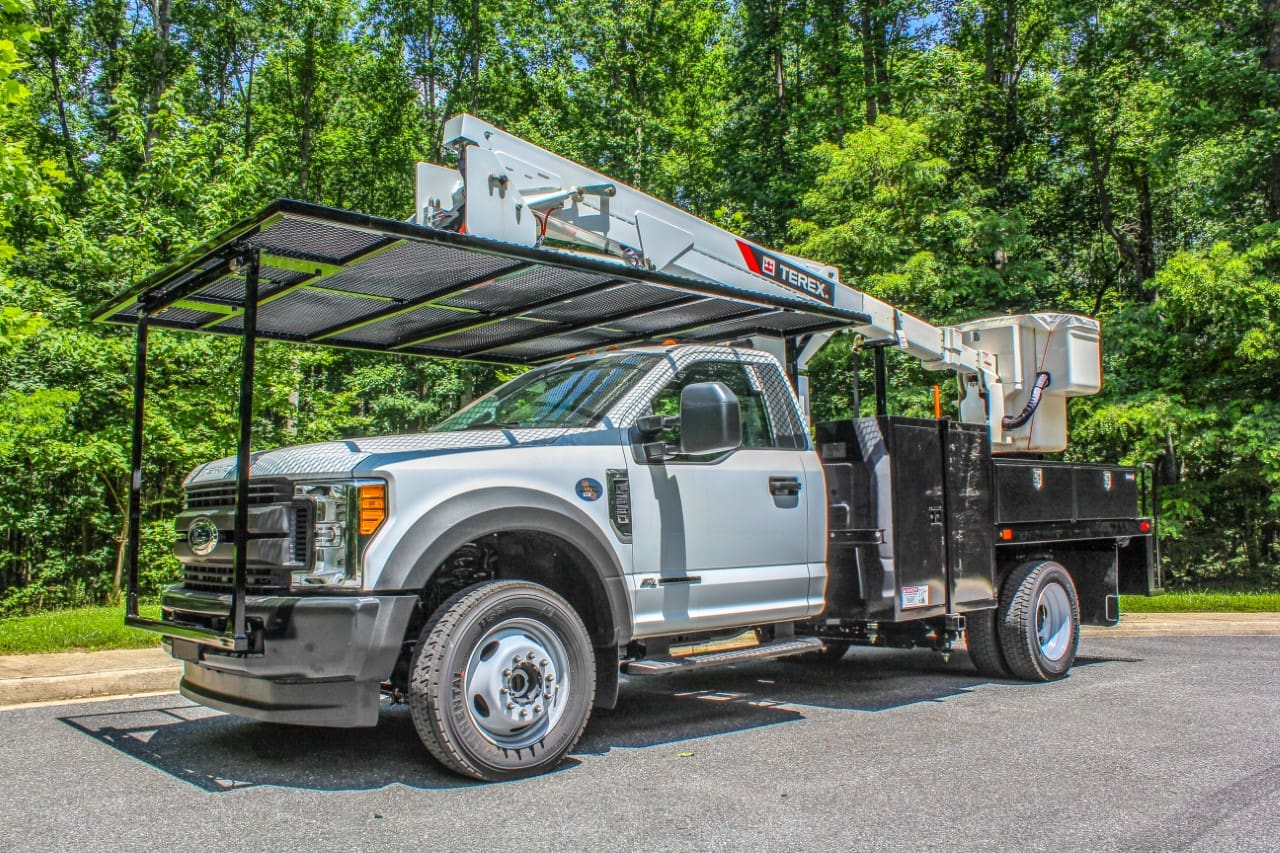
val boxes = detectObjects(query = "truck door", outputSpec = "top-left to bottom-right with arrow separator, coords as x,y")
626,357 -> 818,636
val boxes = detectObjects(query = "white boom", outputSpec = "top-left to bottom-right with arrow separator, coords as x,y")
416,114 -> 1101,452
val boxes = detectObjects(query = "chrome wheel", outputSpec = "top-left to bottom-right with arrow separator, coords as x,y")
1035,582 -> 1072,662
463,617 -> 570,750
997,560 -> 1080,681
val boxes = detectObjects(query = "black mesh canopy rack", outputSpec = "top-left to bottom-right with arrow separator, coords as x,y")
94,199 -> 867,364
95,199 -> 867,651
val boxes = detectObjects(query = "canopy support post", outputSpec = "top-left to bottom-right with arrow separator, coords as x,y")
125,312 -> 149,619
230,249 -> 260,650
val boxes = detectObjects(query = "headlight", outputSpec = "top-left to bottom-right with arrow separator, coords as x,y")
291,480 -> 387,590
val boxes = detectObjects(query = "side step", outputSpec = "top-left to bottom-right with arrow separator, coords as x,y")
622,636 -> 824,676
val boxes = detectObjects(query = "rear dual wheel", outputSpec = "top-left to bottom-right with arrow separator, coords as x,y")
966,560 -> 1080,682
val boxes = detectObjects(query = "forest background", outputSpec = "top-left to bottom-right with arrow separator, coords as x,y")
1,0 -> 1278,614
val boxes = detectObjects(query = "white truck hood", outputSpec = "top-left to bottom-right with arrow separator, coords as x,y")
184,427 -> 593,486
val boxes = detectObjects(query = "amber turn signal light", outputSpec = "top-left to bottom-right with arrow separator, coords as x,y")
358,484 -> 387,535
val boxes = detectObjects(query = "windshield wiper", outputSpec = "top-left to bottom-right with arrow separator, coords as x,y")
461,420 -> 527,430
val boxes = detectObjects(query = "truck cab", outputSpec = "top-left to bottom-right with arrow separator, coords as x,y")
164,345 -> 825,763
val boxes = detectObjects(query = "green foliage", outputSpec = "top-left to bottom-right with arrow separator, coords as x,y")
0,0 -> 64,262
790,117 -> 1044,319
0,0 -> 1277,613
0,604 -> 162,654
1119,592 -> 1280,613
1071,230 -> 1280,586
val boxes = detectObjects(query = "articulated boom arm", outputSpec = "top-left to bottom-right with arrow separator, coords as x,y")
417,114 -> 1101,452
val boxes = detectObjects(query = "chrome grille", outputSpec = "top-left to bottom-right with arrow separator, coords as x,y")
185,479 -> 293,509
293,501 -> 313,563
180,478 -> 306,593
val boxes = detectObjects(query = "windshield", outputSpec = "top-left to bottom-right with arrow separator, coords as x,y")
434,354 -> 659,431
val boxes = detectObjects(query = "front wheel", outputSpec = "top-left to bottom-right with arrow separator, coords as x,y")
997,560 -> 1080,681
408,580 -> 596,781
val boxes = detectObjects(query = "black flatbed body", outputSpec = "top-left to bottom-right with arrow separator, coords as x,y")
812,416 -> 1158,634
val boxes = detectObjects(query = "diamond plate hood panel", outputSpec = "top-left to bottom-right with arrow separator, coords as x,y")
184,427 -> 589,486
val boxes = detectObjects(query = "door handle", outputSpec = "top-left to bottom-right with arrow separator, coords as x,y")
769,476 -> 802,496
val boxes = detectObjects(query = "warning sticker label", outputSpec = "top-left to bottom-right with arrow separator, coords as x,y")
901,585 -> 930,609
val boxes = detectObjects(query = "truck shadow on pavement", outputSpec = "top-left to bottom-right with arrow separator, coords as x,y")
57,647 -> 1136,793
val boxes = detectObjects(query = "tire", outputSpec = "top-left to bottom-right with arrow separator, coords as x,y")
408,580 -> 596,781
964,606 -> 1012,678
997,560 -> 1080,682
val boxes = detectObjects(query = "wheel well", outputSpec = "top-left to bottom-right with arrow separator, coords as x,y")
418,531 -> 614,648
995,542 -> 1120,626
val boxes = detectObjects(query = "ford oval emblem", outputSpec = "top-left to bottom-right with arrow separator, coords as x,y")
575,478 -> 603,502
187,517 -> 220,556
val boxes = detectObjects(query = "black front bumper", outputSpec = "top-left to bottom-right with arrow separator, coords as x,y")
152,586 -> 418,727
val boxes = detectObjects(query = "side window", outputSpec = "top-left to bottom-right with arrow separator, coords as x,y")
648,360 -> 780,452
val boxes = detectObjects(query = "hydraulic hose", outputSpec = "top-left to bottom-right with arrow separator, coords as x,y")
1002,371 -> 1051,430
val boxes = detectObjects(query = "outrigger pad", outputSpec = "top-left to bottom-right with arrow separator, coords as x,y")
94,200 -> 865,365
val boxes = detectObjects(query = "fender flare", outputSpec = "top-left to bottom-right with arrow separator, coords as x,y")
378,487 -> 633,646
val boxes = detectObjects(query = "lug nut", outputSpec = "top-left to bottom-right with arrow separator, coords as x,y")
540,659 -> 549,667
502,668 -> 511,677
545,674 -> 554,682
499,688 -> 508,695
534,705 -> 542,713
513,655 -> 522,665
527,651 -> 536,661
519,709 -> 527,718
506,702 -> 514,709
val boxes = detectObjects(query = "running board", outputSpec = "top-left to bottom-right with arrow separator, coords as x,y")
622,636 -> 823,676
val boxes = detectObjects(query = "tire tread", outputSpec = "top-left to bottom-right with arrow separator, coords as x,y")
997,560 -> 1079,682
965,606 -> 1011,678
407,580 -> 595,781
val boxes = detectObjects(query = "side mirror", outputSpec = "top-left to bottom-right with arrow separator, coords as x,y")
679,382 -> 742,456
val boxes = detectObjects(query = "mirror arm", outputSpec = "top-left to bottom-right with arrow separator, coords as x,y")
636,414 -> 679,440
642,441 -> 675,463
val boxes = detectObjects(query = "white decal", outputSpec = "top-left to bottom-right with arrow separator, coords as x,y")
901,585 -> 930,609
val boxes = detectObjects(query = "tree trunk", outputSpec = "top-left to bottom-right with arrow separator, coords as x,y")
243,53 -> 255,156
296,21 -> 317,199
1088,134 -> 1142,289
823,0 -> 846,136
1136,165 -> 1157,296
859,0 -> 878,123
469,0 -> 481,112
143,0 -> 172,165
1261,0 -> 1280,215
771,2 -> 789,170
871,1 -> 891,114
102,474 -> 128,594
40,32 -> 77,178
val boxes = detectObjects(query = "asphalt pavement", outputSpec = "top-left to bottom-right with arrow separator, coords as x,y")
1,632 -> 1276,851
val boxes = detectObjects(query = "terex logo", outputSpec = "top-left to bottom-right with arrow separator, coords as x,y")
736,241 -> 834,305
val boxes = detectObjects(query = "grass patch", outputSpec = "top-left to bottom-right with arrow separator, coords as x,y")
1120,591 -> 1280,613
2,592 -> 1275,655
0,605 -> 163,655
